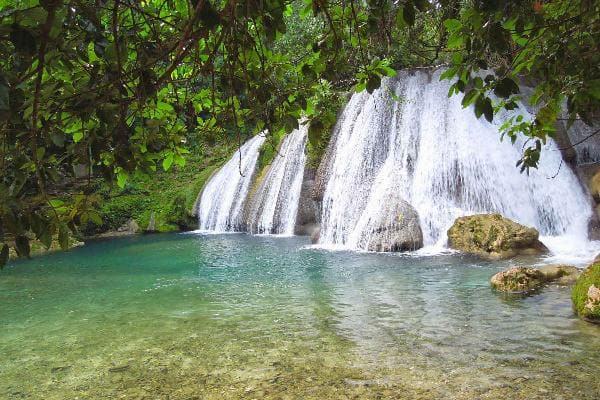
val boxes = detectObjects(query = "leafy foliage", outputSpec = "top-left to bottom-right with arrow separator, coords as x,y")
441,0 -> 600,172
1,0 -> 421,266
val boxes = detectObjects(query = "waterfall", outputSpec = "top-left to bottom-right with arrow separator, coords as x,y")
319,69 -> 592,255
197,134 -> 265,232
247,125 -> 308,235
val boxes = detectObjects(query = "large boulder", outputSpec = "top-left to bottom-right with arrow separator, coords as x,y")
447,213 -> 547,260
572,259 -> 600,323
364,198 -> 423,252
491,264 -> 579,293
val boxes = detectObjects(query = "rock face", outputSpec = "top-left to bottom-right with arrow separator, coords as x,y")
572,259 -> 600,323
447,213 -> 547,260
491,265 -> 579,293
590,172 -> 600,203
294,167 -> 319,236
365,199 -> 423,252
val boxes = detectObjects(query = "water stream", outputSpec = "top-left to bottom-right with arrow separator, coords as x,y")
246,125 -> 308,234
319,70 -> 593,260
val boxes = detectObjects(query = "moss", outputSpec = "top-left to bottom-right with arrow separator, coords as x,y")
257,129 -> 286,174
572,261 -> 600,322
306,93 -> 348,169
82,144 -> 236,237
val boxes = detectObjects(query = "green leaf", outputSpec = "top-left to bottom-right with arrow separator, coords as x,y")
462,89 -> 479,107
116,170 -> 128,188
58,224 -> 69,250
73,130 -> 83,143
0,244 -> 8,268
162,153 -> 174,171
444,19 -> 462,32
49,199 -> 64,208
493,77 -> 520,98
15,235 -> 30,258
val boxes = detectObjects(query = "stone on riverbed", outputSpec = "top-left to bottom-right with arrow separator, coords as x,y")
491,264 -> 578,293
491,267 -> 546,293
447,213 -> 547,260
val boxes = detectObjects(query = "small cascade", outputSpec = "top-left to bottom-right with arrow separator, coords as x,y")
319,69 -> 592,253
197,134 -> 265,232
247,125 -> 308,234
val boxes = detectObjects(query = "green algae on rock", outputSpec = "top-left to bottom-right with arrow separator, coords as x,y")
447,213 -> 547,260
491,265 -> 579,294
572,260 -> 600,323
491,266 -> 546,293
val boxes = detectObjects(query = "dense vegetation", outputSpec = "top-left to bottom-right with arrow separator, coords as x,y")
1,0 -> 599,266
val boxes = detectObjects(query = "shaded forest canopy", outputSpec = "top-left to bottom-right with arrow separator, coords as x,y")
0,0 -> 599,265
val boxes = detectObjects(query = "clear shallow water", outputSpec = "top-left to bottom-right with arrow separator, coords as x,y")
1,234 -> 600,399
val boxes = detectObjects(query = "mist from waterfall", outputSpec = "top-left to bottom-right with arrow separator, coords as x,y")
247,125 -> 308,235
319,69 -> 593,258
197,134 -> 265,232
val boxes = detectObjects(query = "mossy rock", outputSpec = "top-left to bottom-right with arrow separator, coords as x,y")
572,260 -> 600,323
538,264 -> 579,285
491,267 -> 546,293
447,213 -> 548,260
491,264 -> 578,294
590,172 -> 600,203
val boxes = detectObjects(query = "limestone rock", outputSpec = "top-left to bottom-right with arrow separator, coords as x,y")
585,285 -> 600,314
310,227 -> 320,244
364,198 -> 423,252
294,167 -> 319,235
538,264 -> 579,286
490,267 -> 546,293
447,213 -> 547,260
590,171 -> 600,203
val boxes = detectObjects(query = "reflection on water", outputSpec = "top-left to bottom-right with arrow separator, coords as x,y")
1,233 -> 599,399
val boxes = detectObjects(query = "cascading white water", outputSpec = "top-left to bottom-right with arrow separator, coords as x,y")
319,69 -> 593,258
247,125 -> 308,235
197,134 -> 265,232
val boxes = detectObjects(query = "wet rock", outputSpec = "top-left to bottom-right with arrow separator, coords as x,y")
573,259 -> 600,323
590,171 -> 600,203
491,264 -> 579,293
365,197 -> 423,252
538,264 -> 579,285
447,213 -> 547,260
491,267 -> 546,293
108,365 -> 130,373
295,167 -> 319,235
310,227 -> 321,244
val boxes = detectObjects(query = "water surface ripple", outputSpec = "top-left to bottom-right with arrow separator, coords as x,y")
1,234 -> 599,399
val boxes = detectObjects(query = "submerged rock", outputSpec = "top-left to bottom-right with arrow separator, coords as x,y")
572,259 -> 600,323
491,264 -> 579,293
538,264 -> 579,285
365,199 -> 423,252
447,214 -> 547,260
491,267 -> 546,293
